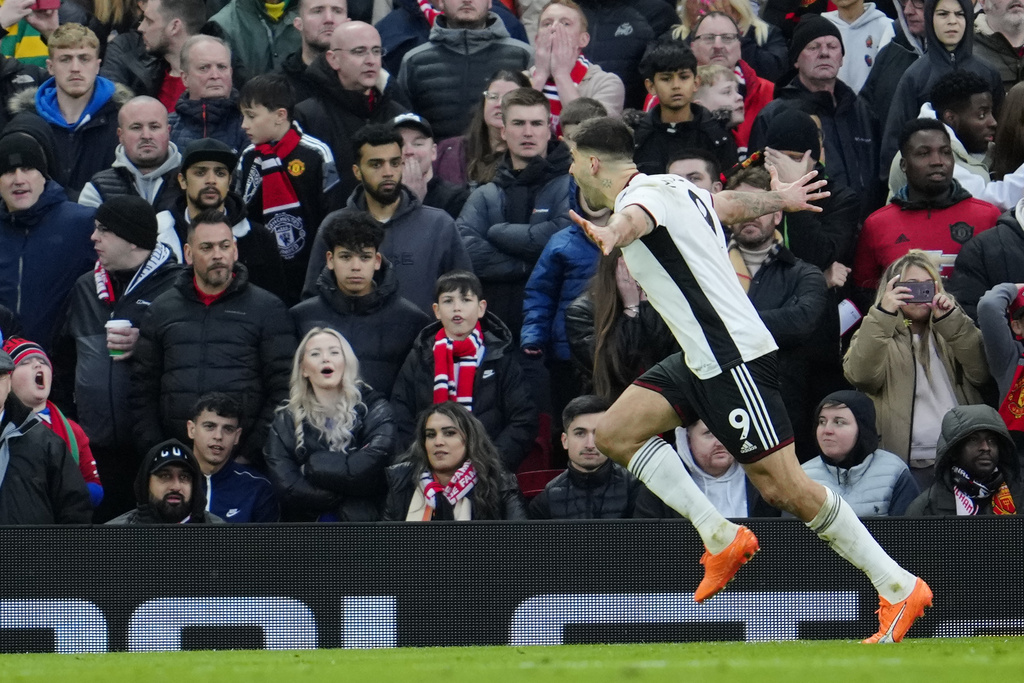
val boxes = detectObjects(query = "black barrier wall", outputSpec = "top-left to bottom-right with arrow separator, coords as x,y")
1,519 -> 1022,652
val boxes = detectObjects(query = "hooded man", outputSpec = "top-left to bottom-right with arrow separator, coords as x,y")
861,0 -> 928,130
107,438 -> 223,523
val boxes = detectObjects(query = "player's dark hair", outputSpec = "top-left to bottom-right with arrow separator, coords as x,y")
321,210 -> 384,253
572,117 -> 634,161
191,392 -> 241,422
239,73 -> 296,121
898,118 -> 949,156
435,270 -> 484,302
724,164 -> 770,191
666,148 -> 720,180
187,209 -> 230,239
929,70 -> 991,119
352,124 -> 404,163
562,394 -> 611,430
639,41 -> 697,82
559,97 -> 608,130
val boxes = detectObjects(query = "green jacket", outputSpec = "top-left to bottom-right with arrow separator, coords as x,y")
210,0 -> 299,76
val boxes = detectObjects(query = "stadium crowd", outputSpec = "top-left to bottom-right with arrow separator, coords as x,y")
1,0 -> 1024,525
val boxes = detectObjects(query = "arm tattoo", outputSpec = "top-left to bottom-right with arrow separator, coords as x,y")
715,190 -> 785,225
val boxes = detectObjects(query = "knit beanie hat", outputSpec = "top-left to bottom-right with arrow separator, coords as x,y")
96,195 -> 159,251
763,108 -> 821,161
0,133 -> 48,178
789,15 -> 845,64
814,390 -> 879,469
2,337 -> 49,367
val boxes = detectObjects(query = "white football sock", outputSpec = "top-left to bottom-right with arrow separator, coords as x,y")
807,488 -> 916,603
628,436 -> 739,553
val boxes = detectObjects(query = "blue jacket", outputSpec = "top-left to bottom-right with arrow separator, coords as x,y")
206,462 -> 280,523
168,90 -> 249,154
0,180 -> 96,348
521,219 -> 600,360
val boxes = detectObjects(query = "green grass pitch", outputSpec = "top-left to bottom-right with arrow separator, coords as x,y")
1,638 -> 1021,683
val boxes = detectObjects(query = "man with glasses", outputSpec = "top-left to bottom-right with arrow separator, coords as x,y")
396,0 -> 530,139
295,21 -> 407,201
860,0 -> 927,131
822,0 -> 895,93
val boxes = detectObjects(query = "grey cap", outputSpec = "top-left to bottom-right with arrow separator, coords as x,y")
0,348 -> 13,373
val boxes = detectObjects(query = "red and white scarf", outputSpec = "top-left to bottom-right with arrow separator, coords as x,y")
432,323 -> 484,411
255,126 -> 302,219
94,242 -> 172,303
542,55 -> 591,135
417,0 -> 442,27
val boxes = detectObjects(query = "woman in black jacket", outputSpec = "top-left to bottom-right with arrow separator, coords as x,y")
265,327 -> 395,521
384,402 -> 526,521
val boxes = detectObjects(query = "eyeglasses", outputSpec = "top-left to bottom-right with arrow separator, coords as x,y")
692,33 -> 741,46
331,46 -> 386,57
906,0 -> 924,8
483,90 -> 504,101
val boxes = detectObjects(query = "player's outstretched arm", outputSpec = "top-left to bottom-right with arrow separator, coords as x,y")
570,206 -> 654,255
713,168 -> 830,225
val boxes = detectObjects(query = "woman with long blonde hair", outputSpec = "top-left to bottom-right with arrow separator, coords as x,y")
844,250 -> 991,486
265,327 -> 395,521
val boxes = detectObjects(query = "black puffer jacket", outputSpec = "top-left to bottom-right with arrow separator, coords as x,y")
634,103 -> 738,177
396,13 -> 531,140
0,54 -> 44,132
382,460 -> 527,520
949,210 -> 1024,320
265,384 -> 395,521
390,311 -> 538,472
290,258 -> 431,397
130,263 -> 296,464
527,459 -> 640,519
576,0 -> 655,109
0,395 -> 92,524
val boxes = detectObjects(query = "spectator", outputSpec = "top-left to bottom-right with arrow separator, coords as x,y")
633,41 -> 737,176
686,12 -> 775,154
529,0 -> 625,132
675,0 -> 789,82
2,337 -> 103,508
168,36 -> 248,153
391,112 -> 469,220
804,390 -> 920,517
391,271 -> 537,472
693,65 -> 745,154
10,23 -> 130,197
528,394 -> 640,519
0,53 -> 45,132
0,132 -> 95,349
279,0 -> 349,104
860,0 -> 928,132
383,401 -> 527,520
974,0 -> 1024,93
750,15 -> 879,216
976,284 -> 1024,444
666,148 -> 723,193
396,0 -> 531,141
209,0 -> 299,76
236,73 -> 342,304
291,211 -> 429,396
79,96 -> 184,212
265,327 -> 394,521
990,81 -> 1024,180
881,0 -> 1004,178
107,439 -> 223,523
157,138 -> 285,298
844,249 -> 991,485
131,208 -> 296,465
458,87 -> 573,339
301,124 -> 471,313
0,0 -> 58,69
187,393 -> 279,522
853,119 -> 1001,293
558,96 -> 607,140
60,195 -> 180,522
906,404 -> 1024,515
950,195 -> 1024,320
294,21 -> 407,202
100,0 -> 205,111
822,0 -> 895,94
432,68 -> 531,188
571,0 -> 654,110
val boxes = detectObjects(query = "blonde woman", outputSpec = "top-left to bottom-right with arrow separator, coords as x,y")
844,250 -> 991,487
265,328 -> 395,521
673,0 -> 788,80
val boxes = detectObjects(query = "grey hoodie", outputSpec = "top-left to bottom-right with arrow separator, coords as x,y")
78,141 -> 182,208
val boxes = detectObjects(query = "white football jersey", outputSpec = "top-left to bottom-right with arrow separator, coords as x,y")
617,173 -> 778,379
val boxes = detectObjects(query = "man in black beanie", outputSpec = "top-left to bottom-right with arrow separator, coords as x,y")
58,194 -> 181,522
0,132 -> 96,350
749,15 -> 881,218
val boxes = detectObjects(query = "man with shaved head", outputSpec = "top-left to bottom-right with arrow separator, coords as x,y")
295,21 -> 407,200
279,0 -> 349,103
79,95 -> 183,211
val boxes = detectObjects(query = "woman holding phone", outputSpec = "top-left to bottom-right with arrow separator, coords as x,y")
844,250 -> 991,487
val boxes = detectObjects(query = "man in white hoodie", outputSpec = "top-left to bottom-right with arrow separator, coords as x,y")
823,0 -> 895,93
78,96 -> 182,212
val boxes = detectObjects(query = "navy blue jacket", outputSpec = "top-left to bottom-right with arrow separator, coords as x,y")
0,180 -> 96,348
207,462 -> 279,523
168,90 -> 249,154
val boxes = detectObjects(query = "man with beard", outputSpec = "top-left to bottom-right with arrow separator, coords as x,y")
108,439 -> 223,524
156,138 -> 285,298
301,124 -> 471,314
975,0 -> 1024,92
279,0 -> 349,103
131,210 -> 295,467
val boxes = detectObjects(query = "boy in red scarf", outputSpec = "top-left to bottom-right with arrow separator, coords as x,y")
236,73 -> 343,303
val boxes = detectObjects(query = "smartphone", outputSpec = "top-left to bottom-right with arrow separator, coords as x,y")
899,281 -> 935,304
31,0 -> 60,11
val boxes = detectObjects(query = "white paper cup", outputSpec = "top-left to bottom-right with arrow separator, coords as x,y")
105,319 -> 132,357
